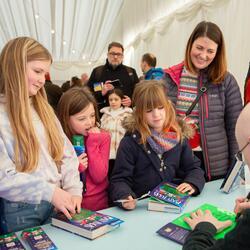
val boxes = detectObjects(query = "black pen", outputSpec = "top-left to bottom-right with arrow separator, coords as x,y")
235,192 -> 250,221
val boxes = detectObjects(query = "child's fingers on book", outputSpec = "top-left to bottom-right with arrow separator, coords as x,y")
61,207 -> 72,219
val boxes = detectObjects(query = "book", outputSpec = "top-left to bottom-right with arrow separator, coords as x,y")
0,233 -> 25,250
51,209 -> 124,240
157,203 -> 237,245
220,156 -> 245,193
148,182 -> 190,213
21,226 -> 57,250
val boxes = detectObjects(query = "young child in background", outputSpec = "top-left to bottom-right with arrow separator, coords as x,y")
0,37 -> 82,234
109,80 -> 205,210
100,89 -> 133,179
57,87 -> 111,211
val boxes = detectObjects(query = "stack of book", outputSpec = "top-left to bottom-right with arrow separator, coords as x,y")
148,182 -> 190,213
157,203 -> 236,245
51,209 -> 124,240
0,232 -> 25,250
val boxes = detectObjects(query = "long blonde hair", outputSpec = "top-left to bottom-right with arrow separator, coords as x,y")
0,37 -> 64,172
132,80 -> 182,144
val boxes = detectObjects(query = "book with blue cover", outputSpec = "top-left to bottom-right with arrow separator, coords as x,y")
0,233 -> 25,250
157,203 -> 236,245
51,209 -> 124,240
21,226 -> 57,250
148,182 -> 190,213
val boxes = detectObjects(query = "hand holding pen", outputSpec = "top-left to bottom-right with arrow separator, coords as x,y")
114,192 -> 150,210
234,192 -> 250,221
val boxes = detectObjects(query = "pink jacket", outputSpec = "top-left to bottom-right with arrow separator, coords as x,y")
80,130 -> 111,211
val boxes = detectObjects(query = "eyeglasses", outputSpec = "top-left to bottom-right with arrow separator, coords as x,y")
108,52 -> 123,58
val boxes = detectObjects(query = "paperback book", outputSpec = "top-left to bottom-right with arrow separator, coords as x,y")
51,209 -> 124,240
157,203 -> 236,245
21,226 -> 57,250
220,156 -> 245,193
148,182 -> 190,213
0,233 -> 25,250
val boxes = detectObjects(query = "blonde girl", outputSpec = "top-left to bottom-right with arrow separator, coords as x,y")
0,37 -> 82,234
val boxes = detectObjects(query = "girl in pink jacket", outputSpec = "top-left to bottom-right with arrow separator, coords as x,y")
58,87 -> 111,211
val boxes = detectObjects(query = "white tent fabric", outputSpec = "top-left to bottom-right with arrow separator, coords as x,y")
0,0 -> 249,94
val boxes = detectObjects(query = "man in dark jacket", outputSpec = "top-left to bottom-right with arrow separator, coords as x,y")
87,42 -> 139,110
182,103 -> 250,250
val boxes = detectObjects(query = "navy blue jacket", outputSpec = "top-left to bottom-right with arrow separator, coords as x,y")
109,131 -> 205,202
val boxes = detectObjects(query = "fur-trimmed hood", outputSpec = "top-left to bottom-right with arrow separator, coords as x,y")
122,113 -> 194,140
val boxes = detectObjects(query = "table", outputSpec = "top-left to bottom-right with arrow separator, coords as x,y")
18,180 -> 246,250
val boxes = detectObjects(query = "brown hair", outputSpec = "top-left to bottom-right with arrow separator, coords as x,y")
57,87 -> 99,140
108,42 -> 124,53
132,80 -> 182,144
185,21 -> 227,83
0,37 -> 64,172
142,53 -> 157,67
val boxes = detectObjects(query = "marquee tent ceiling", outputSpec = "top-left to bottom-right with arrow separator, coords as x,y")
0,0 -> 123,64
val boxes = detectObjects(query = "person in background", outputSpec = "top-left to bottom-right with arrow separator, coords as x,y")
57,87 -> 110,211
109,81 -> 205,210
87,42 -> 139,111
61,80 -> 70,92
44,73 -> 63,111
0,37 -> 82,234
164,21 -> 242,181
182,103 -> 250,250
244,62 -> 250,105
140,53 -> 164,80
81,73 -> 89,86
100,88 -> 133,179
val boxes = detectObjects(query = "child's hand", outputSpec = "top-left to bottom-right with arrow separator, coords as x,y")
177,182 -> 196,195
184,209 -> 232,232
122,195 -> 137,210
71,195 -> 82,213
78,153 -> 88,171
88,127 -> 100,133
51,187 -> 75,219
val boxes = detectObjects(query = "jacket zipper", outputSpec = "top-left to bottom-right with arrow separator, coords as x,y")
199,76 -> 211,180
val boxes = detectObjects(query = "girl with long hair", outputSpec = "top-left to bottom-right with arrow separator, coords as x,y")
0,37 -> 82,233
109,81 -> 205,210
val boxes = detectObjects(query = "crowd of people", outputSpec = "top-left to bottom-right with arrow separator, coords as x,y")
0,20 -> 249,249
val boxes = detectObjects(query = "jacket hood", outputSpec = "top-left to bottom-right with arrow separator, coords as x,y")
122,113 -> 194,139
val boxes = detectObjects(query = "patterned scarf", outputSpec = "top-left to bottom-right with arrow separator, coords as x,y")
147,128 -> 179,155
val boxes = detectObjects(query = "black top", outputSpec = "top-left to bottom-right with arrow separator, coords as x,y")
183,209 -> 250,250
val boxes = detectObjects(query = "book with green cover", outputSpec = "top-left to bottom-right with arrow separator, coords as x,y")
157,203 -> 237,245
148,182 -> 190,213
52,208 -> 124,240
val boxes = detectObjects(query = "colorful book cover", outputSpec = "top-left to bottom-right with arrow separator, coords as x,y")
0,233 -> 25,250
21,226 -> 57,250
53,209 -> 122,232
149,182 -> 190,208
157,203 -> 237,245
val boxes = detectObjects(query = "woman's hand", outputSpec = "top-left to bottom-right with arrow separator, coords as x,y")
184,209 -> 232,232
71,195 -> 82,213
122,195 -> 137,210
78,153 -> 88,171
177,182 -> 196,195
234,197 -> 250,214
51,187 -> 75,219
